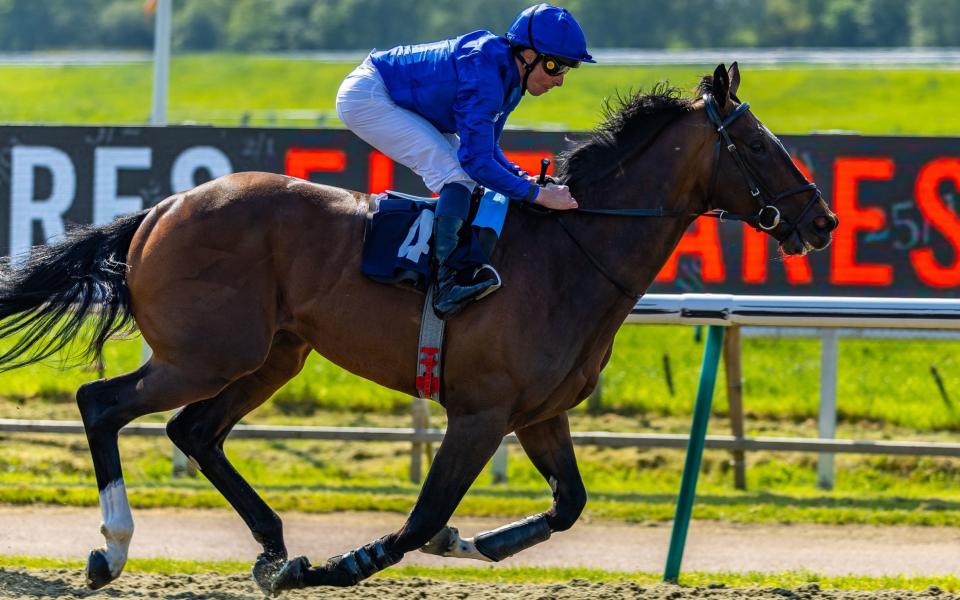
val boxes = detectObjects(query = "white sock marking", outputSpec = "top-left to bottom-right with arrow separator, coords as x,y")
99,479 -> 134,577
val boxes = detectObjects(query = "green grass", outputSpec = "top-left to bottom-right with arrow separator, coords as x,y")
4,325 -> 960,432
1,556 -> 957,591
0,55 -> 958,134
2,417 -> 960,527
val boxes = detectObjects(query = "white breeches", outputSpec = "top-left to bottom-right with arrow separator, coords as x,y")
335,57 -> 475,194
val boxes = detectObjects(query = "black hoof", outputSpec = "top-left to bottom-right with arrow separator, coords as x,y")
264,556 -> 309,595
85,549 -> 114,590
251,553 -> 289,596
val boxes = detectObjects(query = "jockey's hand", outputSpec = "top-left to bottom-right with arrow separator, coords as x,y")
535,183 -> 578,211
526,174 -> 560,185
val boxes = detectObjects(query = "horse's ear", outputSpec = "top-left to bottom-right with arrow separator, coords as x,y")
712,63 -> 730,109
728,62 -> 741,99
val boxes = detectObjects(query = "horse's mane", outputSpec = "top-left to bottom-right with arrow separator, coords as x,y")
556,78 -> 713,186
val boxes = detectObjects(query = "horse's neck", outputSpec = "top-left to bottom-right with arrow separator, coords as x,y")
490,121 -> 708,366
560,128 -> 708,309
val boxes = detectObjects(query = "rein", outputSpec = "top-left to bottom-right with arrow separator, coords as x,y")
543,93 -> 825,299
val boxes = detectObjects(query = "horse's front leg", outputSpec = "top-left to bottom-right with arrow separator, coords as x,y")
270,409 -> 507,590
421,412 -> 586,562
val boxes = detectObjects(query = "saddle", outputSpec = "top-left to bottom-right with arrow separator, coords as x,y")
360,189 -> 508,292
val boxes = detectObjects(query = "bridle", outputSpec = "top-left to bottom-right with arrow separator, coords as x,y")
546,93 -> 826,299
700,93 -> 823,243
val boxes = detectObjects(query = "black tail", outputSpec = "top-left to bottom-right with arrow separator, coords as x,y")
0,210 -> 150,372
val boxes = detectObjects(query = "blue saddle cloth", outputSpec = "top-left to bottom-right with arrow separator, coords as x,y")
361,189 -> 509,290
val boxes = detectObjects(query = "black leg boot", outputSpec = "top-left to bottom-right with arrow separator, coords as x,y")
467,226 -> 502,301
432,215 -> 498,319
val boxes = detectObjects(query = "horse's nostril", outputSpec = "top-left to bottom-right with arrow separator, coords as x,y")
814,214 -> 838,232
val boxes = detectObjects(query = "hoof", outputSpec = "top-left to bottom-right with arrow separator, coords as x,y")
251,553 -> 288,596
85,550 -> 114,590
263,556 -> 309,595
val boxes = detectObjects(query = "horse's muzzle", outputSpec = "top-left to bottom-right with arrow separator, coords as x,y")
782,206 -> 838,256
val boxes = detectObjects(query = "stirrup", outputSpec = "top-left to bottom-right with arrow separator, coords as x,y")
471,264 -> 502,301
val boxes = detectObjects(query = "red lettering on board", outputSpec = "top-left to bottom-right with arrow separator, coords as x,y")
503,151 -> 554,178
368,151 -> 394,194
910,158 -> 960,288
741,225 -> 813,284
830,157 -> 894,286
285,148 -> 346,179
742,225 -> 767,283
792,154 -> 814,181
657,218 -> 725,282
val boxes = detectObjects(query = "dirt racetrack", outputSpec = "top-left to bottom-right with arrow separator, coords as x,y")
0,570 -> 955,600
3,507 -> 959,599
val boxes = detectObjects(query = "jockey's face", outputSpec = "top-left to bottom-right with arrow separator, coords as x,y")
516,50 -> 566,96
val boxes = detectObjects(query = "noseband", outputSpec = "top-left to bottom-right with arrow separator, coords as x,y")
547,93 -> 826,299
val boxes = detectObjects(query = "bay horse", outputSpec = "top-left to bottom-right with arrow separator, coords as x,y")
0,64 -> 836,592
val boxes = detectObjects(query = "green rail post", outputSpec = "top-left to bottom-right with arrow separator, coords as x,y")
663,324 -> 726,583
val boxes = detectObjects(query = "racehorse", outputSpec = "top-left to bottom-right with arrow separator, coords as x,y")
0,64 -> 836,592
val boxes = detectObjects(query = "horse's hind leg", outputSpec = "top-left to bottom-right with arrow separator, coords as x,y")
421,413 -> 586,562
78,360 -> 228,589
271,409 -> 508,590
165,331 -> 310,594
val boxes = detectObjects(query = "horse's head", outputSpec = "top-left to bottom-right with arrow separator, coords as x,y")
697,63 -> 838,255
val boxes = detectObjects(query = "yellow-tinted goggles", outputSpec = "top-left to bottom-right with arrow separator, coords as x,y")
541,54 -> 579,76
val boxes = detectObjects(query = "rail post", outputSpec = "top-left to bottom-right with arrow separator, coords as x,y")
410,396 -> 430,483
664,324 -> 725,583
817,329 -> 839,490
722,325 -> 747,490
491,441 -> 509,484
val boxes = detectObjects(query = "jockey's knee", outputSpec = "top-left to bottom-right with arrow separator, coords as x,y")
436,182 -> 474,219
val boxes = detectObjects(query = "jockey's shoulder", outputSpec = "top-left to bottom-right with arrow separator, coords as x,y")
454,30 -> 511,57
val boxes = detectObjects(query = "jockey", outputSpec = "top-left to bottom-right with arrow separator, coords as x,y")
336,3 -> 594,318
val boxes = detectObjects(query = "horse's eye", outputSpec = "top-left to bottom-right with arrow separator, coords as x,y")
749,141 -> 765,153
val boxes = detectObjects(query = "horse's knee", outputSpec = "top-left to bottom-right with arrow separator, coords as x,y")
166,411 -> 219,458
546,484 -> 587,532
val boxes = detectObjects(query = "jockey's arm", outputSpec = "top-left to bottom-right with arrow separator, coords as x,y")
493,144 -> 522,177
454,52 -> 539,203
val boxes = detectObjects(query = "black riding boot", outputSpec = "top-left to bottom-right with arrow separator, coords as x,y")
433,215 -> 498,319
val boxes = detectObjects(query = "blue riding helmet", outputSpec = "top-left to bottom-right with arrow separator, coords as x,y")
505,3 -> 595,64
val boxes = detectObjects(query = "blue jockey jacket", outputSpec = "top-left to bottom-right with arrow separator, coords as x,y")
370,30 -> 538,203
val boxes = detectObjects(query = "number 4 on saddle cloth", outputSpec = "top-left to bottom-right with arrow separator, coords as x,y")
360,188 -> 509,401
360,188 -> 508,296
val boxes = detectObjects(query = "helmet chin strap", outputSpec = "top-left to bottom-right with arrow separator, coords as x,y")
515,51 -> 542,96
